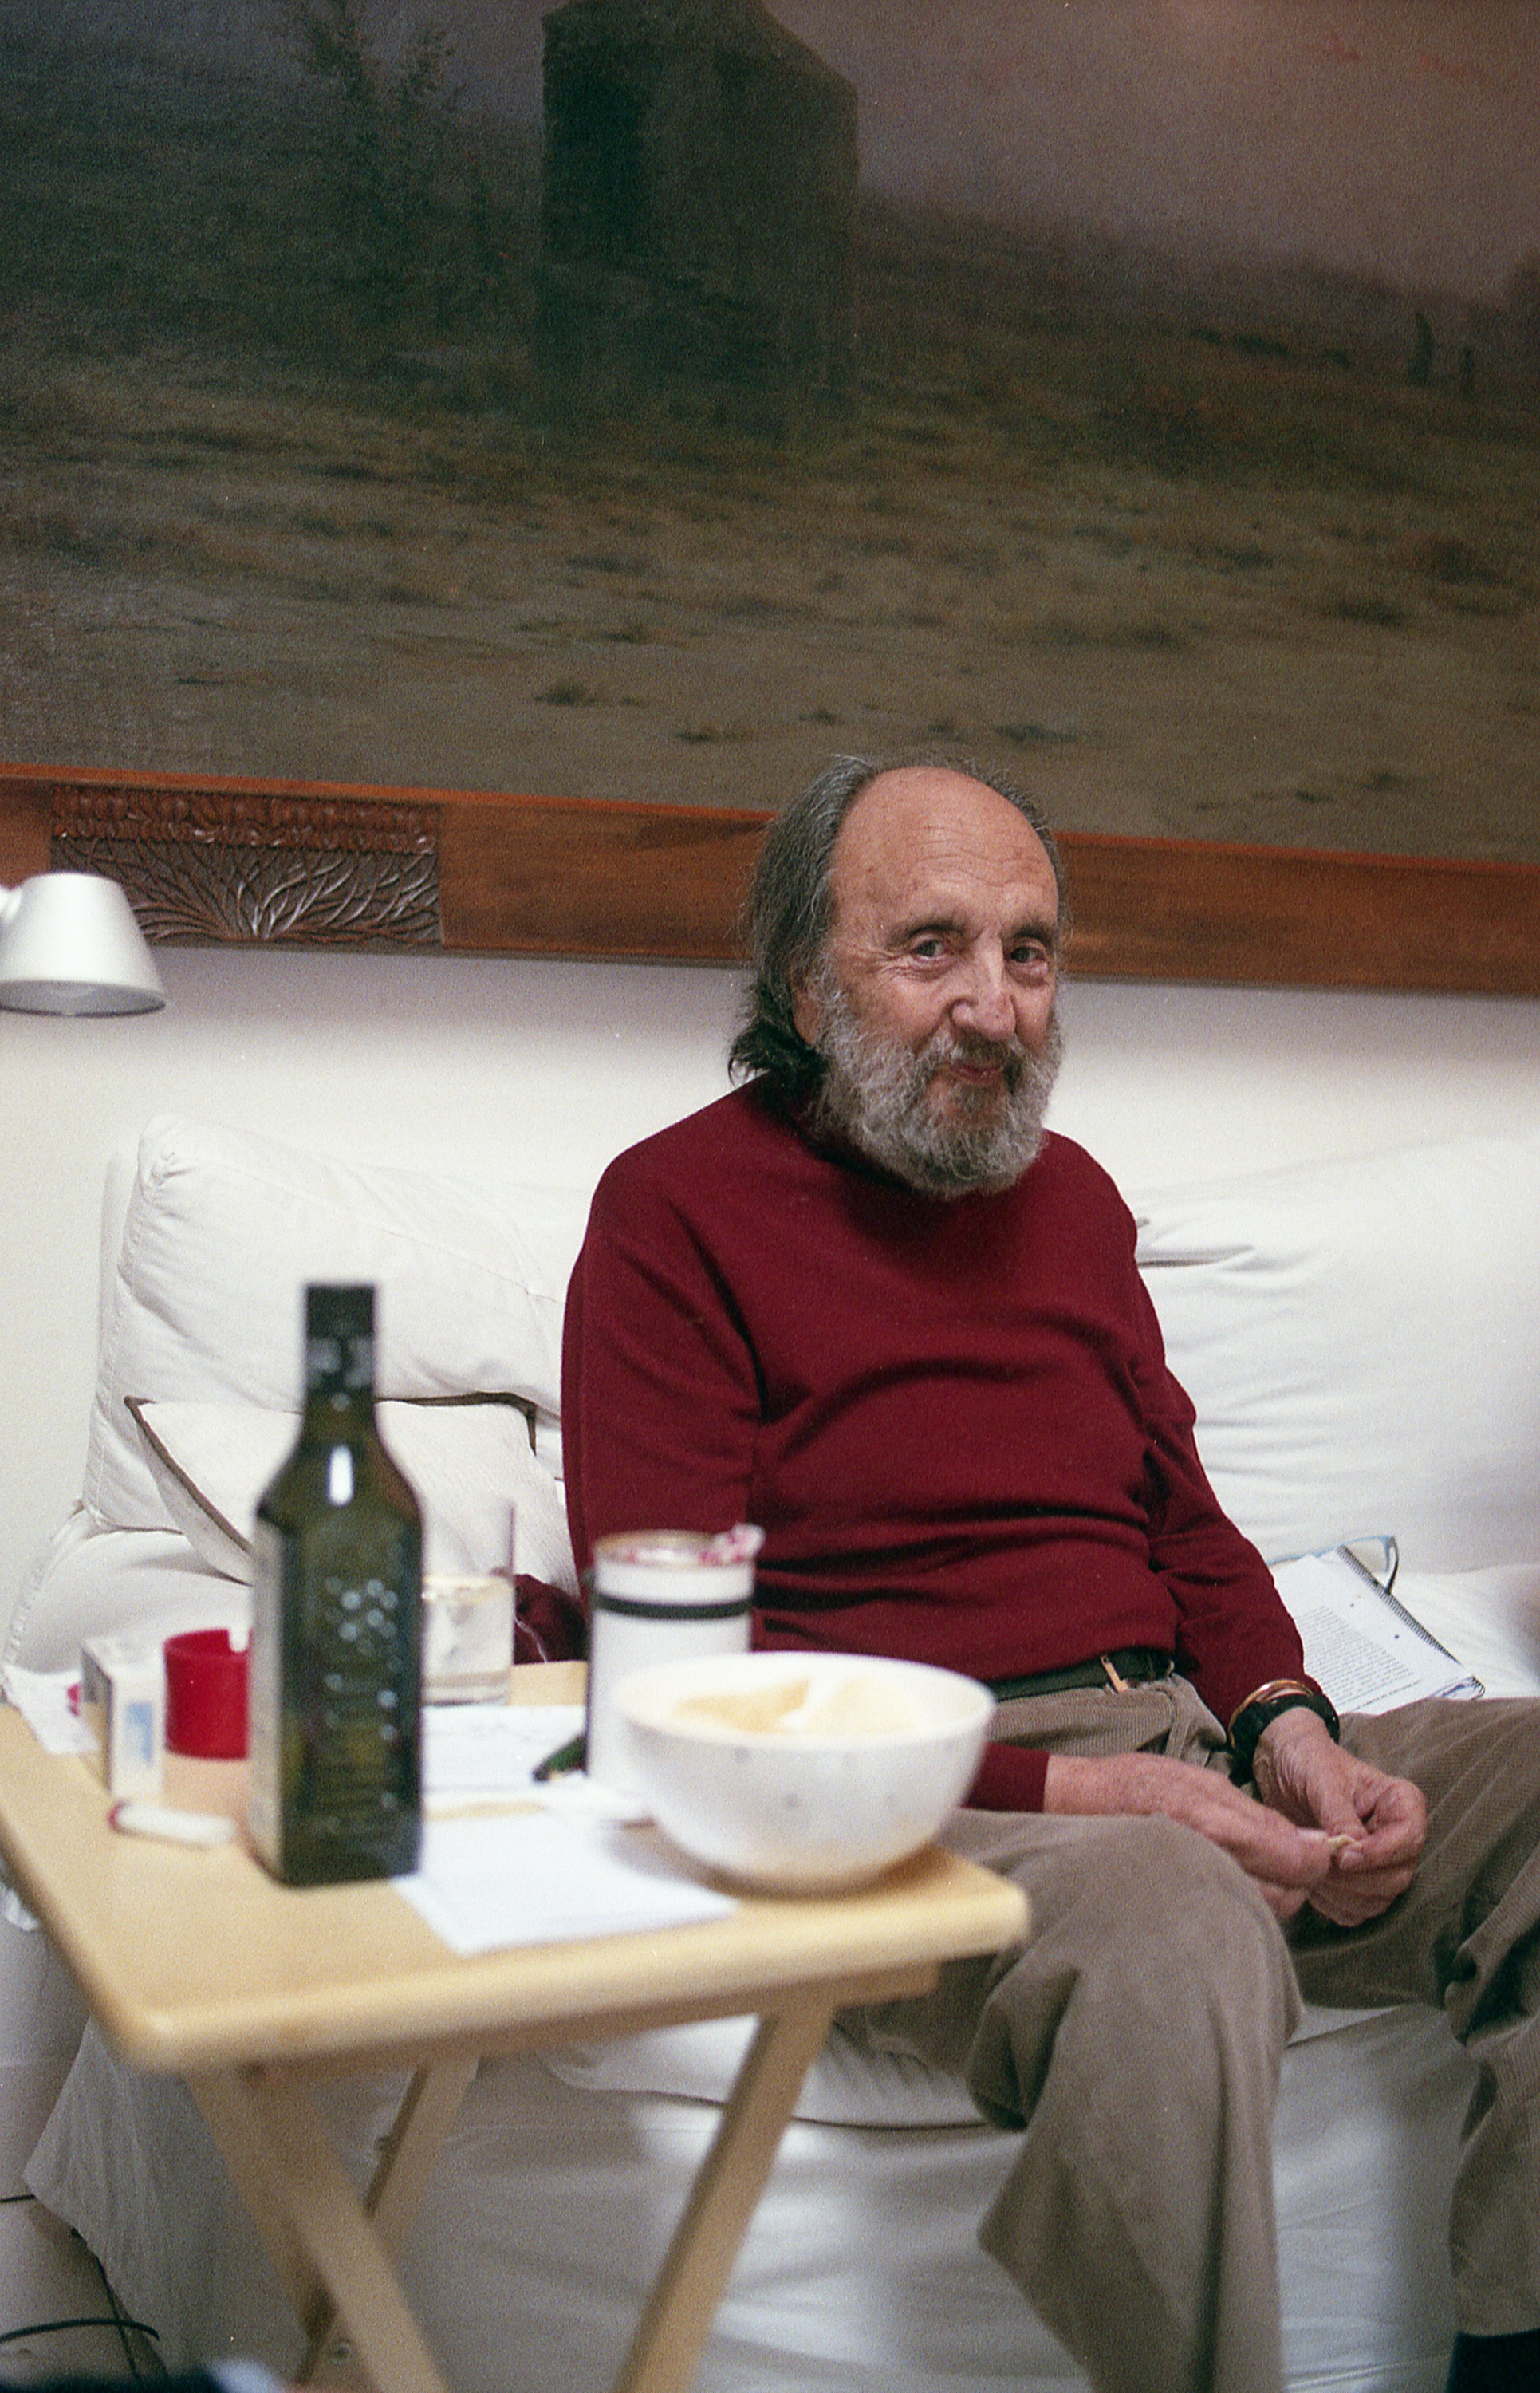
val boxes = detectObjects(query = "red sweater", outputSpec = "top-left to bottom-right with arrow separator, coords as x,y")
561,1084 -> 1306,1810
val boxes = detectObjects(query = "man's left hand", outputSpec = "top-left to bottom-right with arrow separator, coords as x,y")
1251,1709 -> 1426,1926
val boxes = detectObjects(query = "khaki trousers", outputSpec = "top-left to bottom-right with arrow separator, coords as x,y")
848,1680 -> 1540,2393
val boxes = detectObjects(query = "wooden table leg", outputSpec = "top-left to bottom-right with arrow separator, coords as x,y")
611,1999 -> 837,2393
190,2068 -> 329,2346
191,2064 -> 458,2393
300,2054 -> 480,2384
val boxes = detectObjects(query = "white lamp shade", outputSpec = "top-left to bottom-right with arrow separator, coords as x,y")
0,873 -> 166,1015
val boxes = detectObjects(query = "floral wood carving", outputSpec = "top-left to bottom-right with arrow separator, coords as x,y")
49,784 -> 441,947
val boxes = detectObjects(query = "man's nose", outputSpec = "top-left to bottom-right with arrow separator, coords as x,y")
952,948 -> 1014,1039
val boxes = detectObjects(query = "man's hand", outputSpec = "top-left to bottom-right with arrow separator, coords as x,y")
1041,1748 -> 1346,1920
1250,1709 -> 1426,1926
1041,1716 -> 1428,1926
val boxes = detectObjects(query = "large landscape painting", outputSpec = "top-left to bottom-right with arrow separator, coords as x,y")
2,0 -> 1536,861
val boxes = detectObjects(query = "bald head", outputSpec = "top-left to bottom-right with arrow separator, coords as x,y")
804,764 -> 1063,1059
729,752 -> 1068,1114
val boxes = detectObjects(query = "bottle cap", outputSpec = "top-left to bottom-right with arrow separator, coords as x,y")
305,1283 -> 373,1339
304,1284 -> 375,1398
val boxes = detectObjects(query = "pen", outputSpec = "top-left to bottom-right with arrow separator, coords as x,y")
109,1801 -> 237,1848
531,1731 -> 587,1782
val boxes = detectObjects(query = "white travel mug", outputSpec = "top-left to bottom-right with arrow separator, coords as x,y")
585,1529 -> 758,1794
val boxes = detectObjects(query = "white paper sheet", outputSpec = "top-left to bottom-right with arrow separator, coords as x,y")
422,1701 -> 645,1822
2,1665 -> 96,1756
1274,1549 -> 1483,1711
423,1701 -> 585,1796
395,1810 -> 735,1953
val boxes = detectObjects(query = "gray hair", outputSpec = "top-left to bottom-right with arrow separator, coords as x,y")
728,753 -> 1069,1102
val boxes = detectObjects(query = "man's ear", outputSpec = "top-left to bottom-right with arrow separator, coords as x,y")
790,971 -> 822,1047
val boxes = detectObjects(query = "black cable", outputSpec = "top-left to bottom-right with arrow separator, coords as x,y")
0,2314 -> 161,2348
93,2261 -> 165,2381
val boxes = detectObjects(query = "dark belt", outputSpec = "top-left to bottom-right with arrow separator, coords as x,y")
989,1648 -> 1176,1703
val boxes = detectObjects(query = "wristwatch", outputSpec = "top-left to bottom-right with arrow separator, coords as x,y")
1227,1679 -> 1341,1784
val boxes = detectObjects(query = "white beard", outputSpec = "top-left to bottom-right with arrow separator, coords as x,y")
809,983 -> 1064,1199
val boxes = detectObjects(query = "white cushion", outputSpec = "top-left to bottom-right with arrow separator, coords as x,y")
1381,1564 -> 1540,1703
129,1397 -> 577,1591
545,2015 -> 984,2127
85,1118 -> 589,1537
1132,1130 -> 1540,1571
29,2008 -> 1475,2392
6,1520 -> 251,1674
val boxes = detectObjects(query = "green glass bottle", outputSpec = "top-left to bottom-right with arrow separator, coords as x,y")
248,1284 -> 423,1885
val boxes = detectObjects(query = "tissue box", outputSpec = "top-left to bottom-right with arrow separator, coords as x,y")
80,1634 -> 164,1796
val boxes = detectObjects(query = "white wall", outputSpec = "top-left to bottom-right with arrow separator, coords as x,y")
1051,976 -> 1540,1192
4,943 -> 1538,1613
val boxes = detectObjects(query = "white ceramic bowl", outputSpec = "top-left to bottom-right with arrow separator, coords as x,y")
613,1650 -> 996,1893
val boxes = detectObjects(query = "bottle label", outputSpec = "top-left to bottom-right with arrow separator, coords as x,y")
247,1511 -> 420,1881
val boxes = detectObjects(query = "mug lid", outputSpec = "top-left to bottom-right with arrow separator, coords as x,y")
591,1530 -> 758,1607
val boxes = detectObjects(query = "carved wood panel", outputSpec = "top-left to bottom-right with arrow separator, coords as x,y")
48,784 -> 442,948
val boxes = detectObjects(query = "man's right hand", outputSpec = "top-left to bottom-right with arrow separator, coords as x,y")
1041,1749 -> 1341,1919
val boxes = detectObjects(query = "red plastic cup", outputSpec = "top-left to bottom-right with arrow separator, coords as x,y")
163,1628 -> 249,1759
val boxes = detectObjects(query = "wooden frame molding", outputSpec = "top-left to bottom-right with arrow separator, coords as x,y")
2,763 -> 1537,994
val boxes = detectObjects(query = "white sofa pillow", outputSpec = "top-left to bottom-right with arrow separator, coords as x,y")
128,1397 -> 578,1592
1133,1130 -> 1540,1572
1383,1564 -> 1540,1704
86,1117 -> 589,1538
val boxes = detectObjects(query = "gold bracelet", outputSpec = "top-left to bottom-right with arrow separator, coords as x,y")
1227,1680 -> 1340,1785
1226,1678 -> 1320,1741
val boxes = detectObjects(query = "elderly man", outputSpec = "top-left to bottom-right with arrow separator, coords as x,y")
562,755 -> 1540,2393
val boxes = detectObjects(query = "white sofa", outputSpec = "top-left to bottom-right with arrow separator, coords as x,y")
6,1098 -> 1540,2392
